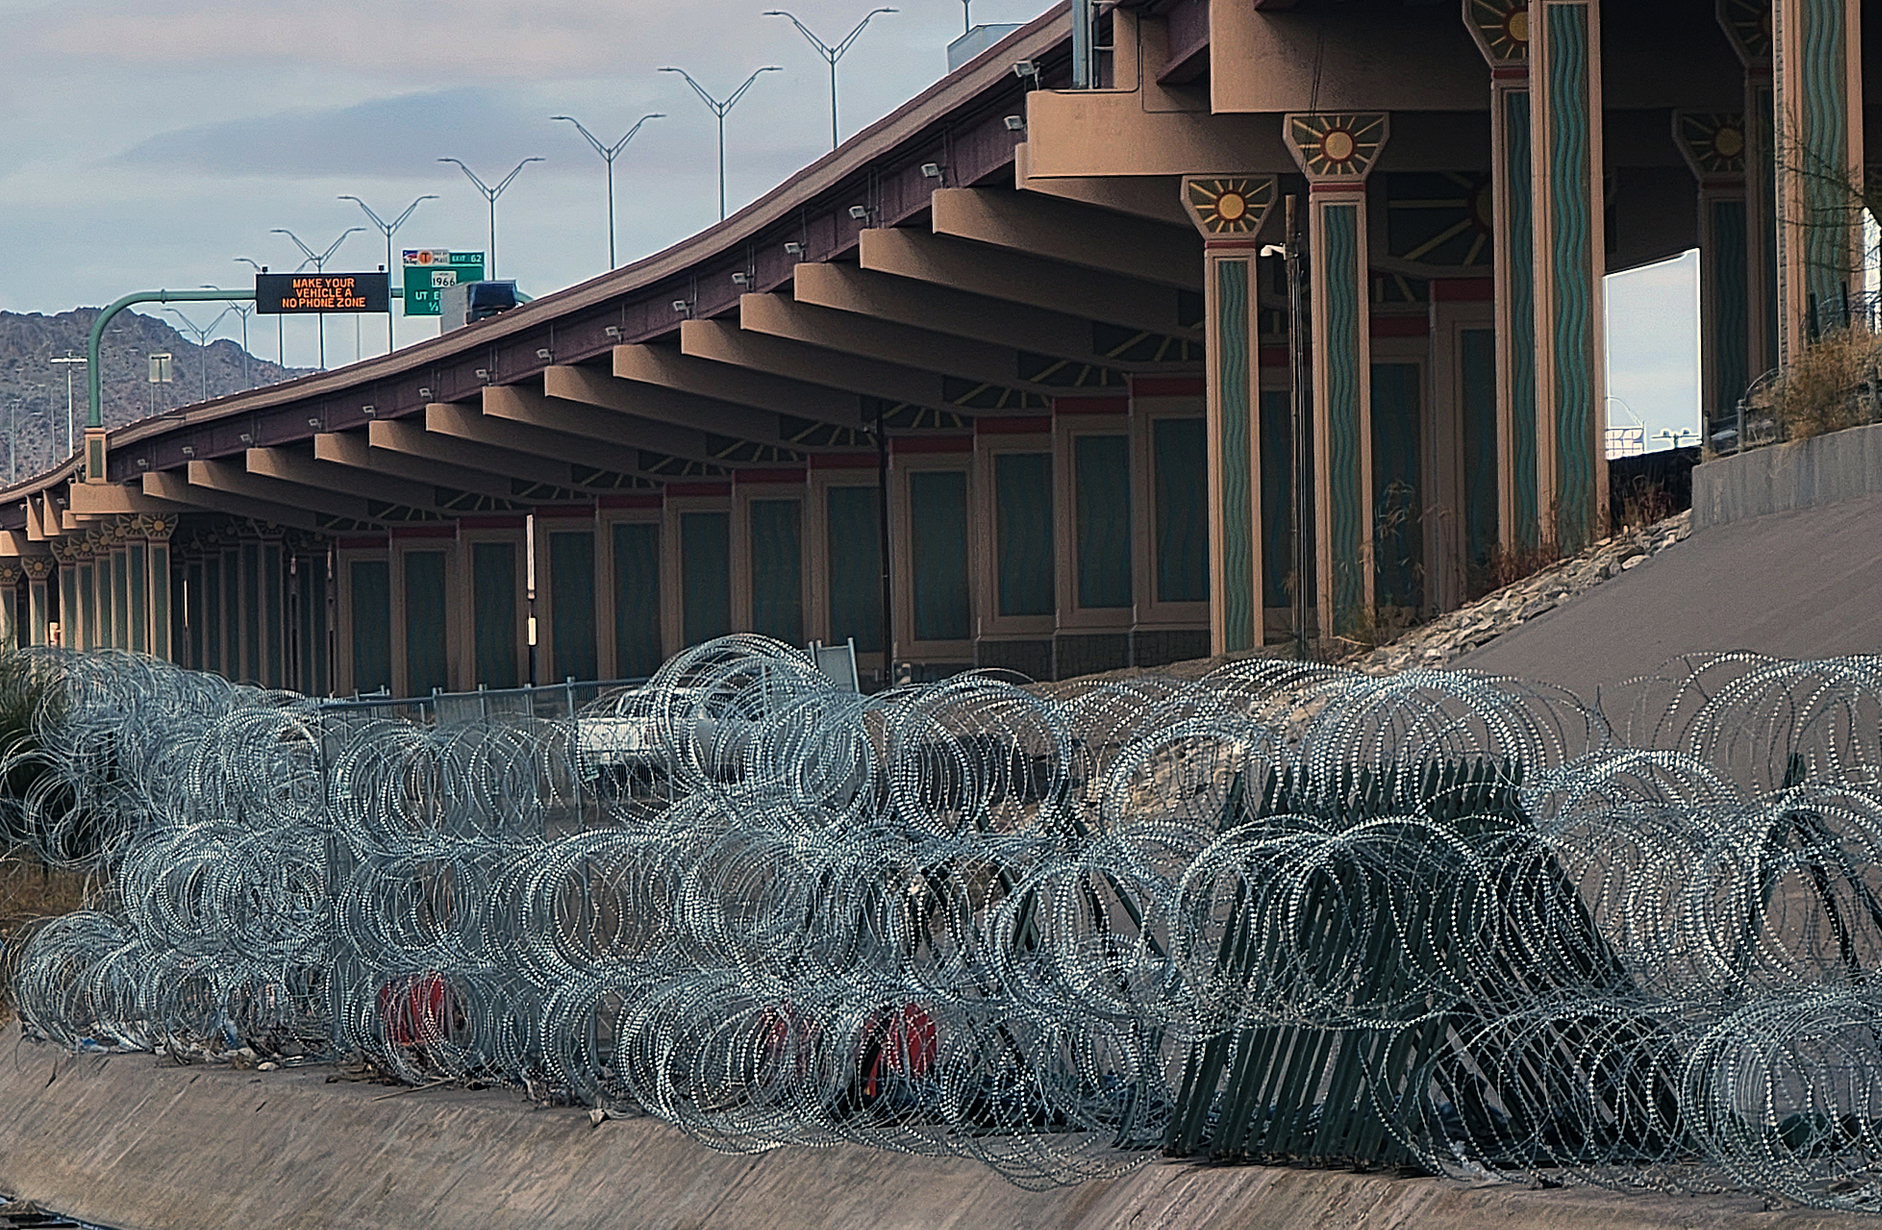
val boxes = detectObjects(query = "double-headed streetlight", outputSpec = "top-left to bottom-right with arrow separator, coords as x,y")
763,8 -> 895,151
234,256 -> 286,367
438,157 -> 542,280
204,286 -> 256,390
270,227 -> 364,369
164,306 -> 238,403
339,194 -> 437,353
551,113 -> 665,269
658,65 -> 782,221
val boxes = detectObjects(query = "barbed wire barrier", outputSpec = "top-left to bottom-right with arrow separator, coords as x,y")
9,642 -> 1882,1207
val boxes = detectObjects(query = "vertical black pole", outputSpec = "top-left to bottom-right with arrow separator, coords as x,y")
876,401 -> 894,688
1286,194 -> 1310,661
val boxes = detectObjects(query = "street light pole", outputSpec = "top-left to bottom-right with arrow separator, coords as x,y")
205,290 -> 257,389
49,352 -> 84,459
235,257 -> 284,368
164,306 -> 238,403
339,194 -> 438,353
551,113 -> 665,268
658,65 -> 783,221
269,227 -> 364,370
438,157 -> 543,281
763,8 -> 895,150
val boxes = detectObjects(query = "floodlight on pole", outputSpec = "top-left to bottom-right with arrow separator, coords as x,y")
49,352 -> 84,459
164,305 -> 238,403
339,194 -> 437,352
551,113 -> 665,269
269,226 -> 364,369
658,65 -> 783,221
438,157 -> 543,280
762,9 -> 895,151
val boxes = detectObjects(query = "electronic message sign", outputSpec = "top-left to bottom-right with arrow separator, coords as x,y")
402,250 -> 486,317
255,272 -> 390,315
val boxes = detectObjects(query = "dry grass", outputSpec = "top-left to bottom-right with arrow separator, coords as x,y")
1754,326 -> 1882,442
0,851 -> 90,1023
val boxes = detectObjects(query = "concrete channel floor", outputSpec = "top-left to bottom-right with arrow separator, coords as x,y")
0,1025 -> 1862,1230
1457,492 -> 1882,706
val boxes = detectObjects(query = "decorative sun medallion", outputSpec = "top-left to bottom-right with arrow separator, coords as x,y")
1181,176 -> 1277,237
1285,113 -> 1389,182
1386,172 -> 1494,268
1674,111 -> 1749,179
1718,0 -> 1772,64
1466,0 -> 1530,63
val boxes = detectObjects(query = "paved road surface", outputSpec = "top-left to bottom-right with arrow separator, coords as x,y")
1457,492 -> 1882,707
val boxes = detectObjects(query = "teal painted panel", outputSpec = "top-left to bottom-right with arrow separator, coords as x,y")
1505,87 -> 1539,547
1256,392 -> 1293,610
150,545 -> 170,657
241,542 -> 260,682
79,564 -> 96,655
994,453 -> 1054,617
1799,0 -> 1851,312
748,500 -> 804,645
1461,328 -> 1499,571
825,486 -> 882,653
350,559 -> 392,694
1710,197 -> 1750,429
112,550 -> 129,650
129,544 -> 147,653
1546,4 -> 1597,550
221,551 -> 239,676
186,561 -> 204,669
58,569 -> 75,651
1154,417 -> 1210,604
1370,363 -> 1424,610
263,544 -> 284,688
470,541 -> 518,689
1075,434 -> 1132,609
1320,202 -> 1366,628
611,522 -> 663,678
403,549 -> 449,695
305,559 -> 329,695
548,530 -> 598,682
680,512 -> 731,647
1215,258 -> 1256,649
910,470 -> 970,641
200,557 -> 220,673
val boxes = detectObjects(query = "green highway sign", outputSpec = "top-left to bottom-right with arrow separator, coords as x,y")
401,250 -> 485,317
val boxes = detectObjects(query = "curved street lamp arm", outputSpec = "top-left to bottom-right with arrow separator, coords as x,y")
439,157 -> 494,196
724,66 -> 784,112
834,8 -> 897,58
608,113 -> 666,157
763,10 -> 835,59
494,157 -> 545,197
389,195 -> 438,232
269,228 -> 321,266
337,195 -> 391,231
552,115 -> 609,157
658,66 -> 727,115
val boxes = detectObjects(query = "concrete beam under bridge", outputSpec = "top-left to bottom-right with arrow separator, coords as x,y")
929,187 -> 1203,289
610,344 -> 866,429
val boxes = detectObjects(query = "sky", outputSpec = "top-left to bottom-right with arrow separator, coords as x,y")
0,0 -> 1699,447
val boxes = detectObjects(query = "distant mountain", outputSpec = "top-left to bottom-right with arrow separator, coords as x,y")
0,309 -> 314,483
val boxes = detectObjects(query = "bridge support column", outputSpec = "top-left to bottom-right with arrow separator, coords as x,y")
1465,1 -> 1540,550
1676,113 -> 1753,447
259,531 -> 286,688
22,557 -> 52,647
1772,0 -> 1865,356
53,546 -> 75,650
1531,0 -> 1607,551
144,516 -> 175,662
1181,176 -> 1279,655
110,539 -> 130,650
0,563 -> 20,651
1716,2 -> 1780,388
1286,113 -> 1389,640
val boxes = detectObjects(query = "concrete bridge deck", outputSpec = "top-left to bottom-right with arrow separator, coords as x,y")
0,1026 -> 1852,1230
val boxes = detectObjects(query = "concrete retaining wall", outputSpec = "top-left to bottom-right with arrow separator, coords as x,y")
0,1026 -> 1854,1230
1693,422 -> 1882,528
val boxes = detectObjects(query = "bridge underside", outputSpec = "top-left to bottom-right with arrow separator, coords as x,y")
0,0 -> 1869,692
